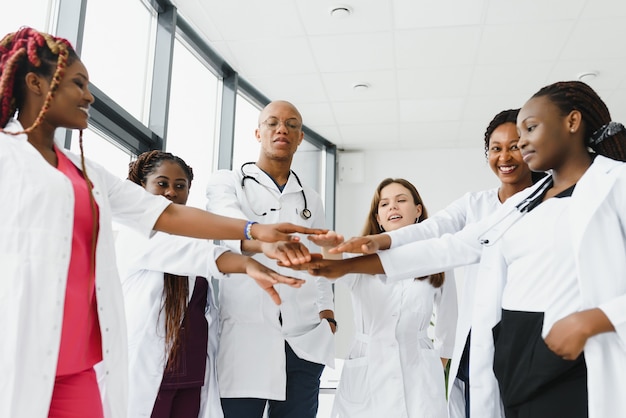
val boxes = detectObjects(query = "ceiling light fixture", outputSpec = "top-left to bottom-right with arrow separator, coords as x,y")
353,83 -> 370,92
330,6 -> 352,18
577,71 -> 598,83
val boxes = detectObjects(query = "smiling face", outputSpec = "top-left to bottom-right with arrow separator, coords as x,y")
143,160 -> 190,205
375,182 -> 422,232
487,122 -> 532,187
37,59 -> 94,130
255,100 -> 304,164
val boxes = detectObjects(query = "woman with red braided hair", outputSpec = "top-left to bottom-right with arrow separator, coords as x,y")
0,27 -> 323,418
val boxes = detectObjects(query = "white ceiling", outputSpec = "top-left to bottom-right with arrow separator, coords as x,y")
171,0 -> 626,151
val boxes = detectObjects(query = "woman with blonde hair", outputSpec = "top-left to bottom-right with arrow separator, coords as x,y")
330,178 -> 456,418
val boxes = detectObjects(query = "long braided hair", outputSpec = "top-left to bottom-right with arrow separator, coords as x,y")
1,27 -> 99,288
532,81 -> 626,162
128,150 -> 195,368
362,177 -> 444,288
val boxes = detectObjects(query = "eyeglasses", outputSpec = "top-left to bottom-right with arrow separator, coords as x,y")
261,118 -> 302,131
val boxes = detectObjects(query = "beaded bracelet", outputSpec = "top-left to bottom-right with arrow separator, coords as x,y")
244,221 -> 257,240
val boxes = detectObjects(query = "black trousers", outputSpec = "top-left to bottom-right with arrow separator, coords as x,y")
492,310 -> 588,418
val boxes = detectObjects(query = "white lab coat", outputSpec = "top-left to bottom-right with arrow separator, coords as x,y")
116,228 -> 230,418
386,188 -> 504,418
379,155 -> 626,418
331,271 -> 457,418
205,164 -> 335,400
0,119 -> 170,418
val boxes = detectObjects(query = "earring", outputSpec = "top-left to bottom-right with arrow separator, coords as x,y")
378,224 -> 384,232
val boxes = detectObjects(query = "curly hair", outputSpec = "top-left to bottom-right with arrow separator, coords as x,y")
483,109 -> 520,159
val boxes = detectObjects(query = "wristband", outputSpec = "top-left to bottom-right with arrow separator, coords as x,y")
244,221 -> 257,240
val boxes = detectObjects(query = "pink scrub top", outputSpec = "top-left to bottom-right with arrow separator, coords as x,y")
54,147 -> 102,376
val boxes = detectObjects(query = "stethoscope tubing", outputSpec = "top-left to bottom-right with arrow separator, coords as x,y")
240,162 -> 311,220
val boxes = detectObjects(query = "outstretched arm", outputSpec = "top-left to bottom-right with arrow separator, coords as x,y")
155,203 -> 326,243
282,253 -> 384,279
325,233 -> 391,255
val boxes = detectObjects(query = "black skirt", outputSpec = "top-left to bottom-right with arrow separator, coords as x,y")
492,310 -> 587,418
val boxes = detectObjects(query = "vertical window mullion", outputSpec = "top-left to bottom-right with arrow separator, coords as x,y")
149,4 -> 176,145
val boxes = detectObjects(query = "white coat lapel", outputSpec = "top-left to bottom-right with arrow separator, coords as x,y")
570,156 -> 622,252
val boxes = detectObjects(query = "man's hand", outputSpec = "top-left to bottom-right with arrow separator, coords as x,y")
260,241 -> 312,266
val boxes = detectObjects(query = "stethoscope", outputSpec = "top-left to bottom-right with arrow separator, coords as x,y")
240,162 -> 311,220
477,175 -> 553,246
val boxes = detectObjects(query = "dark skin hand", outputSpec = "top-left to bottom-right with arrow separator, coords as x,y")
545,308 -> 615,360
279,253 -> 384,279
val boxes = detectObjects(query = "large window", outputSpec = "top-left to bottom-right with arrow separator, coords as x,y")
69,128 -> 133,180
165,37 -> 221,209
81,0 -> 157,124
4,0 -> 335,224
0,0 -> 51,36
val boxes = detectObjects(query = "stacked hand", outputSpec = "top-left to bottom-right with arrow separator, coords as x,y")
245,257 -> 305,305
252,222 -> 328,244
324,233 -> 390,255
282,254 -> 352,279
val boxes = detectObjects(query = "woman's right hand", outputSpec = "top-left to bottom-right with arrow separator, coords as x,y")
281,252 -> 385,278
245,257 -> 305,305
251,222 -> 328,243
327,234 -> 391,255
279,255 -> 348,279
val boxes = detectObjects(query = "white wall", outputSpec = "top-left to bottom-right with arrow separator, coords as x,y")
331,146 -> 498,358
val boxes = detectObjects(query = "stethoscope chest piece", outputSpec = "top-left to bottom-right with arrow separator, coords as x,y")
301,208 -> 312,220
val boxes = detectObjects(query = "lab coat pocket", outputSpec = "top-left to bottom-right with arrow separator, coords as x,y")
336,356 -> 371,406
416,347 -> 447,398
288,319 -> 335,367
